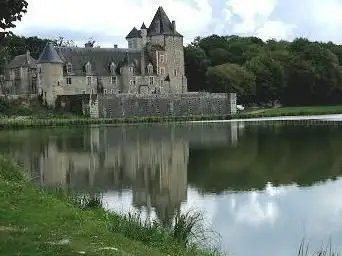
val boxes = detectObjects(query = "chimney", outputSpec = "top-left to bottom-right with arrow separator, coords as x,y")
172,20 -> 176,33
114,44 -> 118,48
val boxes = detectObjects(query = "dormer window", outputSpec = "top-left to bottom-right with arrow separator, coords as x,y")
110,62 -> 116,74
66,63 -> 72,74
85,61 -> 92,74
128,66 -> 134,73
111,76 -> 117,85
160,67 -> 165,75
160,54 -> 165,63
147,63 -> 153,74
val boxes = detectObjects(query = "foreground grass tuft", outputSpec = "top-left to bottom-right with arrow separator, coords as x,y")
0,156 -> 222,256
298,239 -> 339,256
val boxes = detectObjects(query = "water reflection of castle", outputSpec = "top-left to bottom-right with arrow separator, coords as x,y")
2,122 -> 243,224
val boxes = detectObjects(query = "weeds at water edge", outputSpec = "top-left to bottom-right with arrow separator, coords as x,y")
298,239 -> 339,256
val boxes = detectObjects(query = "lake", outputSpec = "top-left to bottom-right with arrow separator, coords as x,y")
1,120 -> 342,256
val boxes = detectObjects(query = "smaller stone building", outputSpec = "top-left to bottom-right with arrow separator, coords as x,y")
2,50 -> 39,95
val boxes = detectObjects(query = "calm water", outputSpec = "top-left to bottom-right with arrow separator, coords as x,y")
1,121 -> 342,256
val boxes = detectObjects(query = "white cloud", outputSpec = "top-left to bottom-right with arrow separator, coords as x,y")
255,20 -> 296,41
13,0 -> 213,47
223,0 -> 277,33
222,0 -> 295,41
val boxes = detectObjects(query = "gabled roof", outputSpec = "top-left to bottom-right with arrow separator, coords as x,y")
6,52 -> 37,69
56,47 -> 142,76
126,27 -> 142,39
147,6 -> 182,37
38,42 -> 64,64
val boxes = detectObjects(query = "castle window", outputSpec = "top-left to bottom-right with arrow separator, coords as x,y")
160,54 -> 165,63
87,76 -> 92,85
91,88 -> 95,94
104,89 -> 107,94
66,77 -> 72,85
15,68 -> 22,80
129,67 -> 134,73
111,76 -> 117,85
147,63 -> 153,74
66,63 -> 72,74
160,67 -> 165,75
111,89 -> 115,94
129,79 -> 136,85
110,62 -> 116,74
174,69 -> 177,76
149,76 -> 154,85
85,62 -> 92,74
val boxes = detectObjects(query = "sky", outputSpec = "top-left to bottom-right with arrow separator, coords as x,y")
11,0 -> 342,48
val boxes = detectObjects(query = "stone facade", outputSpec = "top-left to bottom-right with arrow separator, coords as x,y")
2,51 -> 39,95
3,6 -> 188,106
2,6 -> 238,117
89,92 -> 237,118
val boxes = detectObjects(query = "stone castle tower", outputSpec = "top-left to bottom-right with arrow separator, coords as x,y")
126,6 -> 187,94
4,6 -> 189,106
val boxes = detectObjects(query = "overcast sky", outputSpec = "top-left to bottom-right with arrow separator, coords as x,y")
11,0 -> 342,48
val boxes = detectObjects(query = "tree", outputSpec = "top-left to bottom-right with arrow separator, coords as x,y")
245,55 -> 285,104
53,36 -> 75,47
184,45 -> 210,91
0,0 -> 28,41
207,63 -> 256,101
208,48 -> 231,66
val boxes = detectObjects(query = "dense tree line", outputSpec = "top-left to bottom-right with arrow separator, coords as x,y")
185,35 -> 342,106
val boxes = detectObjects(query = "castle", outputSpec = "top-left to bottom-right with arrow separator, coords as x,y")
2,6 -> 237,117
3,6 -> 187,106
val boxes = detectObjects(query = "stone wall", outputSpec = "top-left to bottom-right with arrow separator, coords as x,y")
88,92 -> 237,118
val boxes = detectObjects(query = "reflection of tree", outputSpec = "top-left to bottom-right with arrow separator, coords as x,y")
188,125 -> 342,193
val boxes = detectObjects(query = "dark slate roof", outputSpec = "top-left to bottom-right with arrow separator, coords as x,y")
38,42 -> 64,64
55,47 -> 142,76
147,6 -> 182,37
141,22 -> 147,29
6,52 -> 37,69
125,27 -> 142,39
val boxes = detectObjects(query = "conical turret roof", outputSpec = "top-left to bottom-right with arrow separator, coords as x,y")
125,27 -> 142,39
148,6 -> 182,37
38,42 -> 64,64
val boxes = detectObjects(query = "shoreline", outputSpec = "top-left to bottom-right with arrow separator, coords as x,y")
1,105 -> 342,129
0,156 -> 220,256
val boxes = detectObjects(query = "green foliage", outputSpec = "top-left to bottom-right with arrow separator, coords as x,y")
0,0 -> 28,31
207,63 -> 256,96
185,34 -> 342,106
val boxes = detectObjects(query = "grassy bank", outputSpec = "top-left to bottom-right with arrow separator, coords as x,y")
235,105 -> 342,119
0,115 -> 231,129
0,156 -> 220,256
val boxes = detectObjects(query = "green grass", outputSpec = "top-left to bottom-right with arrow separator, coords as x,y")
236,105 -> 342,119
0,156 -> 221,256
0,115 -> 232,129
